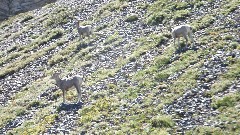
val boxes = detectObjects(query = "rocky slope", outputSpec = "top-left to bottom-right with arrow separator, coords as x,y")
0,0 -> 239,134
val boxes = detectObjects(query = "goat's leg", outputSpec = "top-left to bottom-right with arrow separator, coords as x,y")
178,37 -> 180,49
173,37 -> 176,46
62,89 -> 66,103
75,84 -> 82,103
77,88 -> 82,103
183,34 -> 188,49
189,32 -> 194,47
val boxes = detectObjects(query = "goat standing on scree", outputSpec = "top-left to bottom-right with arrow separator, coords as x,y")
51,72 -> 83,103
172,24 -> 194,48
76,20 -> 92,38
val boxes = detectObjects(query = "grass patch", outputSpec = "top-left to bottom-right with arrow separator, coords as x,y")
98,0 -> 128,13
87,68 -> 118,86
44,7 -> 72,27
207,58 -> 240,96
0,28 -> 63,67
221,0 -> 240,15
0,31 -> 64,78
146,0 -> 192,25
151,115 -> 174,128
186,126 -> 224,135
211,101 -> 240,134
48,40 -> 82,66
212,93 -> 240,110
173,9 -> 190,21
27,100 -> 45,109
191,14 -> 215,30
20,14 -> 34,23
78,97 -> 117,124
96,24 -> 108,31
104,31 -> 120,45
195,92 -> 240,134
11,113 -> 59,134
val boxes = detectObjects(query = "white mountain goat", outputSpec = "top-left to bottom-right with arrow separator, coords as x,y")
76,20 -> 92,38
172,24 -> 194,48
51,72 -> 83,103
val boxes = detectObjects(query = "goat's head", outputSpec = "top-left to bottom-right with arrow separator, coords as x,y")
51,72 -> 61,79
75,19 -> 83,27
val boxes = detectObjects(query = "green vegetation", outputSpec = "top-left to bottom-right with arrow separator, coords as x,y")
220,0 -> 240,15
0,29 -> 64,78
44,7 -> 73,28
78,97 -> 117,125
207,58 -> 240,96
99,0 -> 128,13
20,14 -> 34,23
186,126 -> 224,135
191,14 -> 215,30
146,0 -> 192,25
11,113 -> 59,134
151,115 -> 174,128
212,93 -> 240,110
189,92 -> 240,134
0,0 -> 239,134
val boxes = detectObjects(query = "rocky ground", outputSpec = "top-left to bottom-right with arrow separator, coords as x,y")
0,0 -> 239,134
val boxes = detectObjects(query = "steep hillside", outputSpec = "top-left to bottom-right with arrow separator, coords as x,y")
0,0 -> 239,134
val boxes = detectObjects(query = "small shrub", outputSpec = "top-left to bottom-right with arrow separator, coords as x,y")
125,14 -> 138,22
192,15 -> 215,30
230,42 -> 239,49
43,114 -> 58,125
44,7 -> 71,27
27,101 -> 43,109
175,2 -> 189,10
96,24 -> 108,31
147,12 -> 166,25
20,15 -> 34,23
155,72 -> 170,81
79,105 -> 99,124
95,97 -> 112,111
99,0 -> 127,13
104,32 -> 119,45
221,1 -> 240,15
186,126 -> 224,135
173,9 -> 190,21
15,108 -> 26,116
108,84 -> 117,89
151,115 -> 174,128
7,45 -> 19,53
154,56 -> 171,68
224,35 -> 234,40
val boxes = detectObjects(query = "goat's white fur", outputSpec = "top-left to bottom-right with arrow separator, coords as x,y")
172,24 -> 194,48
51,72 -> 83,103
76,20 -> 92,38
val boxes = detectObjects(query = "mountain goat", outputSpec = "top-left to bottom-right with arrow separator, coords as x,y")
51,72 -> 83,103
76,20 -> 92,38
172,24 -> 194,48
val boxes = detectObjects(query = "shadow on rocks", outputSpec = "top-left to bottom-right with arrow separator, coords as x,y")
175,45 -> 199,54
57,102 -> 83,112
